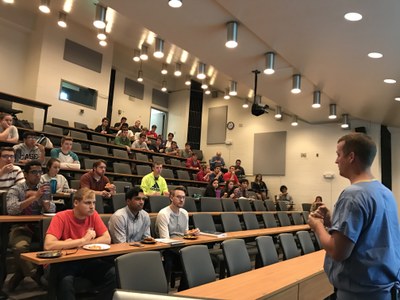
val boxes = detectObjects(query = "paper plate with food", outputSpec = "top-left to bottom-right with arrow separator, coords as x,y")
83,244 -> 111,251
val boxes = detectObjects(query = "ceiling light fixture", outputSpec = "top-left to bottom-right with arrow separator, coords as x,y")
395,97 -> 400,101
197,62 -> 206,80
224,89 -> 230,100
137,69 -> 143,82
57,11 -> 67,28
275,106 -> 282,119
291,115 -> 298,126
312,91 -> 321,108
168,0 -> 182,8
229,80 -> 237,96
205,89 -> 211,95
341,114 -> 350,129
99,40 -> 107,47
291,74 -> 301,94
39,0 -> 51,14
184,75 -> 191,86
329,104 -> 337,119
242,100 -> 249,108
263,52 -> 275,75
161,63 -> 168,75
368,52 -> 383,59
174,63 -> 182,77
97,29 -> 107,40
132,49 -> 141,62
344,12 -> 362,21
384,79 -> 396,84
93,4 -> 107,29
201,81 -> 208,90
161,80 -> 167,92
140,45 -> 148,61
225,21 -> 238,48
3,0 -> 15,4
154,38 -> 164,58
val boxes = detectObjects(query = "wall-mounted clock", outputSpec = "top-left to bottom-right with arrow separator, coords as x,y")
227,121 -> 235,130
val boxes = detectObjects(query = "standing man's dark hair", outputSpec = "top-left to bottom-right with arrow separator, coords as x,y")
337,133 -> 376,168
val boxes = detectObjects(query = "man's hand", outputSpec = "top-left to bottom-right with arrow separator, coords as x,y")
308,212 -> 324,230
314,204 -> 332,227
0,163 -> 14,176
82,228 -> 96,244
187,228 -> 200,236
101,190 -> 112,198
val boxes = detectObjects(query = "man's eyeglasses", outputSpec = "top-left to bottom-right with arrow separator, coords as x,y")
29,170 -> 43,175
1,155 -> 14,159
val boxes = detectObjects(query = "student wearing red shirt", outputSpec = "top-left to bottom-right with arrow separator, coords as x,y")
223,165 -> 239,185
44,188 -> 116,300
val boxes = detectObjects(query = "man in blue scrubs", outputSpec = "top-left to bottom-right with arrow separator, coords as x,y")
309,133 -> 400,300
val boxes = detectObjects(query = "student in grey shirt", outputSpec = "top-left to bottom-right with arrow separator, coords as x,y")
131,133 -> 149,151
13,131 -> 45,164
108,187 -> 151,243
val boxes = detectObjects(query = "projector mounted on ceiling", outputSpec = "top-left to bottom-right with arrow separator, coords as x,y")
251,70 -> 269,116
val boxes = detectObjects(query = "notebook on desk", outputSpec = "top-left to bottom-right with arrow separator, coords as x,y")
155,238 -> 185,245
200,231 -> 227,238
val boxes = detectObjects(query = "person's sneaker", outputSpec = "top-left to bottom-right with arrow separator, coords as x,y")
7,272 -> 24,292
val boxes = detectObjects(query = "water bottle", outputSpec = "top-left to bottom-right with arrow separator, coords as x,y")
42,182 -> 52,203
50,178 -> 57,194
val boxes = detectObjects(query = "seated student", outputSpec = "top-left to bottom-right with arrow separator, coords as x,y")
114,126 -> 132,151
140,162 -> 170,196
114,116 -> 128,130
79,159 -> 116,198
162,132 -> 175,150
185,152 -> 201,169
131,133 -> 150,150
134,127 -> 148,141
94,117 -> 112,134
155,187 -> 200,289
116,123 -> 135,141
196,164 -> 211,182
0,113 -> 19,143
209,166 -> 224,184
146,125 -> 158,138
234,159 -> 246,179
40,158 -> 76,194
165,141 -> 180,156
108,187 -> 151,243
277,185 -> 294,210
222,165 -> 239,185
50,137 -> 81,170
0,147 -> 25,192
180,143 -> 193,159
6,160 -> 56,291
13,131 -> 45,164
44,188 -> 116,300
204,178 -> 221,198
148,137 -> 163,153
129,119 -> 142,134
209,151 -> 226,171
251,174 -> 268,200
234,178 -> 249,199
221,180 -> 236,199
310,195 -> 322,212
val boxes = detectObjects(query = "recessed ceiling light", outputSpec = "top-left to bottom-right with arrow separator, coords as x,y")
384,79 -> 396,84
99,40 -> 107,47
395,97 -> 400,101
344,12 -> 362,22
368,52 -> 383,59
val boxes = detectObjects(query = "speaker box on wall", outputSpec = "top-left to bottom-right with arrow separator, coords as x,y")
355,127 -> 367,134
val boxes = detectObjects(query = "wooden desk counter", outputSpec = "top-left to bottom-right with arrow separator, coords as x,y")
177,250 -> 333,300
21,225 -> 310,265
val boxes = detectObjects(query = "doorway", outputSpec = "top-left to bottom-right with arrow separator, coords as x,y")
150,108 -> 167,138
